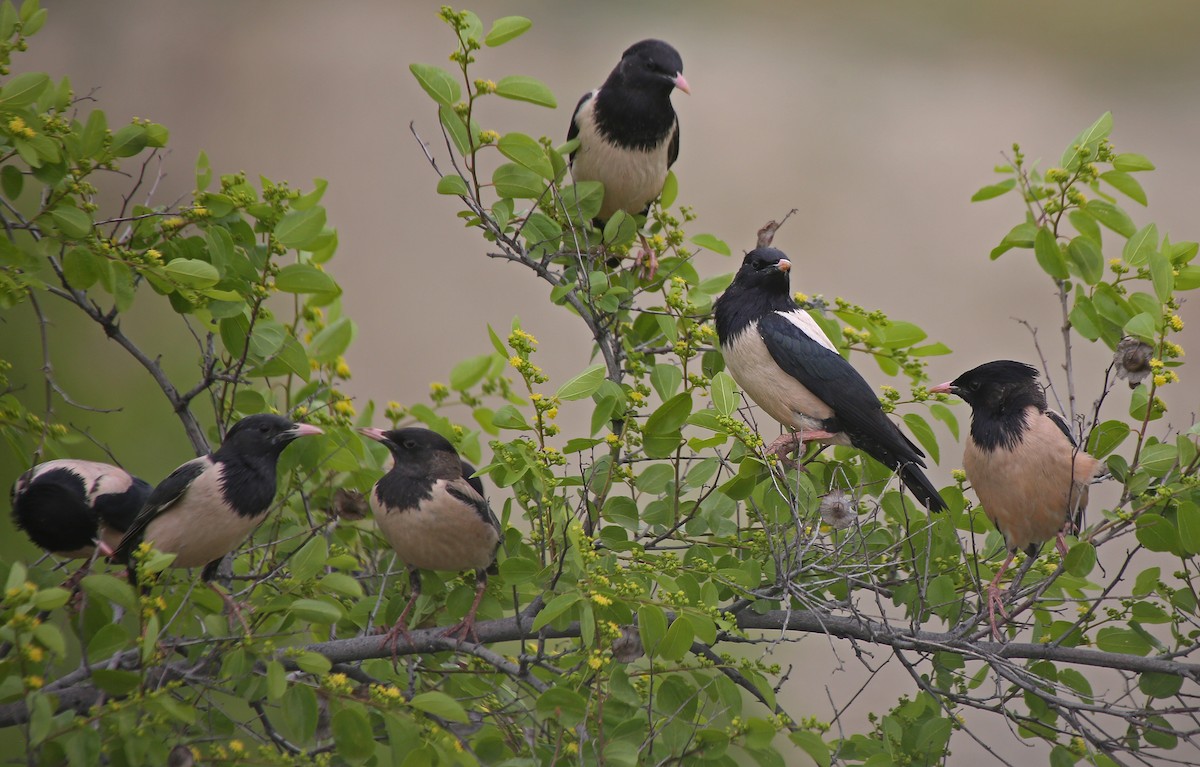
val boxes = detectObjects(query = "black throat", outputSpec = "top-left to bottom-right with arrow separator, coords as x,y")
593,83 -> 676,152
968,387 -> 1046,452
214,452 -> 280,518
375,451 -> 462,513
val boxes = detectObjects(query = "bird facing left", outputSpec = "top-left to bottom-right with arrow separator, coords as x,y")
11,459 -> 152,560
112,414 -> 323,585
360,426 -> 501,648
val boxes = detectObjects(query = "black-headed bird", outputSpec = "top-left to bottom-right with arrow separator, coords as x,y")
360,427 -> 501,647
568,39 -> 688,278
12,459 -> 152,578
113,414 -> 322,586
714,247 -> 946,512
930,360 -> 1100,639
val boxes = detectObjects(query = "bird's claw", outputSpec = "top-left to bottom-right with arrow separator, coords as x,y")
986,583 -> 1010,641
634,247 -> 659,281
766,433 -> 802,470
379,620 -> 416,659
440,617 -> 481,646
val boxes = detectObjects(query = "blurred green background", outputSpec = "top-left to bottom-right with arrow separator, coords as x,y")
2,1 -> 1198,761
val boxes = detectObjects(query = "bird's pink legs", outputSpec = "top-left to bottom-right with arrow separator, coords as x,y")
766,430 -> 836,469
986,550 -> 1018,641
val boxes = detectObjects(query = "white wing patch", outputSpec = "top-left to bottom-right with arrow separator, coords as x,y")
773,309 -> 837,353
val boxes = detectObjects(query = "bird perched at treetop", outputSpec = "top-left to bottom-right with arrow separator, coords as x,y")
12,459 -> 152,573
714,246 -> 946,513
360,427 -> 501,648
111,414 -> 322,591
568,39 -> 688,279
930,360 -> 1100,639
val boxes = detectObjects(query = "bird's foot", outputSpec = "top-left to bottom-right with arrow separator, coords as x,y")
766,433 -> 803,469
379,619 -> 416,657
1055,531 -> 1070,560
986,582 -> 1011,641
440,615 -> 481,646
633,247 -> 659,281
209,584 -> 253,634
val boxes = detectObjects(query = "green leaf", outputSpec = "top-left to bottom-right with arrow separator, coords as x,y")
290,598 -> 344,624
990,222 -> 1036,259
638,604 -> 668,658
536,688 -> 588,727
493,162 -> 546,199
1149,251 -> 1174,303
691,233 -> 731,256
439,104 -> 475,156
436,174 -> 469,196
62,248 -> 100,289
901,412 -> 939,463
163,258 -> 219,289
1113,153 -> 1155,172
31,588 -> 69,612
1084,199 -> 1136,238
970,178 -> 1015,202
1064,541 -> 1096,577
0,71 -> 49,106
1135,514 -> 1179,555
790,731 -> 832,767
484,15 -> 532,46
332,705 -> 376,762
494,75 -> 557,108
92,669 -> 142,696
490,404 -> 530,430
281,683 -> 318,740
1066,236 -> 1103,285
309,317 -> 355,364
498,556 -> 541,584
410,691 -> 469,723
558,181 -> 604,224
1101,170 -> 1147,206
658,617 -> 694,661
49,205 -> 92,238
409,63 -> 461,107
497,132 -> 553,179
80,574 -> 137,611
275,263 -> 338,294
109,123 -> 148,157
450,353 -> 493,391
1177,503 -> 1200,556
1123,312 -> 1158,344
1086,420 -> 1129,459
1095,627 -> 1152,656
650,363 -> 683,400
1,163 -> 22,199
532,592 -> 580,630
1033,227 -> 1069,280
602,209 -> 638,248
710,371 -> 737,416
646,391 -> 693,434
557,363 -> 606,400
660,170 -> 678,207
274,207 -> 326,249
1123,223 -> 1158,266
290,536 -> 328,581
1061,112 -> 1111,170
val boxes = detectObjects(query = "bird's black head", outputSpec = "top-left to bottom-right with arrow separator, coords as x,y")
360,427 -> 465,481
610,39 -> 689,96
217,414 -> 323,460
931,360 -> 1046,415
734,247 -> 793,295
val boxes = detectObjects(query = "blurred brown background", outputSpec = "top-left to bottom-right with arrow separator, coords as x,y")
3,1 -> 1199,762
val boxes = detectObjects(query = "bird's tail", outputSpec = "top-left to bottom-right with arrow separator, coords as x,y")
898,462 -> 947,513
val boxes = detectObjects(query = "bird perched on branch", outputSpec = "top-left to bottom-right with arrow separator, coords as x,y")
714,247 -> 946,513
12,459 -> 152,579
930,360 -> 1100,639
112,414 -> 322,589
360,427 -> 501,648
568,39 -> 688,278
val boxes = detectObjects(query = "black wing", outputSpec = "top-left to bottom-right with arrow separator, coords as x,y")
460,460 -> 486,499
666,117 -> 679,168
446,478 -> 501,538
113,456 -> 210,562
1045,409 -> 1078,446
566,91 -> 594,162
759,313 -> 946,511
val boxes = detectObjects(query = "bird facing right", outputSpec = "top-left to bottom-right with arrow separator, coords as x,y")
361,427 -> 501,647
930,360 -> 1101,638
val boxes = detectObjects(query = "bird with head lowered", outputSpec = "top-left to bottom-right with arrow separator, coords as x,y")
714,246 -> 946,513
568,39 -> 688,278
12,459 -> 153,588
930,360 -> 1101,639
360,427 -> 501,649
111,414 -> 322,613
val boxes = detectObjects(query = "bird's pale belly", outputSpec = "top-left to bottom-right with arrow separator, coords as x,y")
571,101 -> 670,220
143,471 -> 265,568
722,328 -> 850,444
375,494 -> 498,572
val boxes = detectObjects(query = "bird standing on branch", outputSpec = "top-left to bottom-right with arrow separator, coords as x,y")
568,39 -> 688,279
360,427 -> 501,648
714,247 -> 946,513
930,360 -> 1101,639
12,459 -> 152,587
112,414 -> 322,609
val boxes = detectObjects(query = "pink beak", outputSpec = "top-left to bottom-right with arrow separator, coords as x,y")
928,382 -> 953,395
358,427 -> 387,442
290,423 -> 324,437
673,73 -> 690,95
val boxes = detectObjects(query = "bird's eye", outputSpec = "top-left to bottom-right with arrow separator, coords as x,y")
259,424 -> 270,433
402,440 -> 417,450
